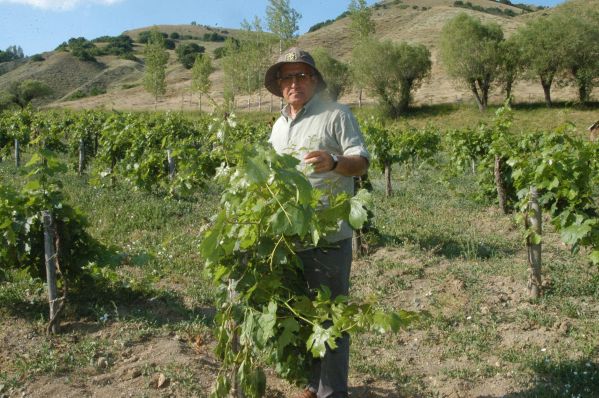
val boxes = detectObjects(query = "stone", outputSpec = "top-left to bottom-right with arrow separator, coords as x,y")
157,373 -> 170,389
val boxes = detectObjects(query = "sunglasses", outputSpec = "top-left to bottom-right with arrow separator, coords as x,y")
278,72 -> 314,84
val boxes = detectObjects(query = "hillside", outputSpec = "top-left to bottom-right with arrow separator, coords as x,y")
0,0 -> 596,112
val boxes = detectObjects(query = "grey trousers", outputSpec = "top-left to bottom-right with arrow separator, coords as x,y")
297,238 -> 352,398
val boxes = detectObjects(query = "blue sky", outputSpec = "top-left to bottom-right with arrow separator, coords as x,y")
0,0 -> 565,56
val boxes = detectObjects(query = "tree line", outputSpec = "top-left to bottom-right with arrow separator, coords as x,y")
441,3 -> 599,110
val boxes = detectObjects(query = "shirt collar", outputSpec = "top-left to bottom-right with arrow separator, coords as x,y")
281,93 -> 322,121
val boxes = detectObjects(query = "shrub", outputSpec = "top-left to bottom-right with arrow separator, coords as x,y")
164,39 -> 176,50
176,42 -> 206,69
138,31 -> 168,44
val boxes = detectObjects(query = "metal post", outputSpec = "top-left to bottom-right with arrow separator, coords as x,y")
167,149 -> 175,181
78,139 -> 85,176
15,139 -> 20,168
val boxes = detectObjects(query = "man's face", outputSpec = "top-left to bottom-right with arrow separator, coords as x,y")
278,63 -> 318,109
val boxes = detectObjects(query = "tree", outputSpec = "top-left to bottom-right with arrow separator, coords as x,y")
311,48 -> 350,101
516,14 -> 565,107
143,30 -> 169,106
496,35 -> 524,104
266,0 -> 301,53
7,79 -> 52,108
348,0 -> 375,107
439,13 -> 504,111
348,0 -> 375,43
191,54 -> 214,112
554,6 -> 599,104
0,45 -> 25,63
352,38 -> 431,117
222,17 -> 276,110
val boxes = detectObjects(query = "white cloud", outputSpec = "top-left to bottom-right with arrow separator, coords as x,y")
0,0 -> 123,10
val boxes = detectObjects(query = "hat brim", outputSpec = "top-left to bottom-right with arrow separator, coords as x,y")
264,60 -> 327,98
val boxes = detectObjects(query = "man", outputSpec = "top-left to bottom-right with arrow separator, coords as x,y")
264,47 -> 370,398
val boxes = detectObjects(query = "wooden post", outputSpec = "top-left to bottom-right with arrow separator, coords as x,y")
495,155 -> 508,214
527,186 -> 542,299
384,163 -> 392,197
78,139 -> 85,176
167,149 -> 175,181
227,279 -> 245,398
42,211 -> 59,334
15,139 -> 20,168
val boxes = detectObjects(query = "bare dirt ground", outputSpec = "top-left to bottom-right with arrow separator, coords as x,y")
3,231 -> 596,398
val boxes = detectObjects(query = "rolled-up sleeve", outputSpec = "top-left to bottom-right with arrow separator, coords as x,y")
332,107 -> 370,161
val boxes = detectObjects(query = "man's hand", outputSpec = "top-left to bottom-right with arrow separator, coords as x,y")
304,151 -> 334,173
304,151 -> 369,176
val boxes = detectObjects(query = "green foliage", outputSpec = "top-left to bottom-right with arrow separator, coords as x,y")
61,37 -> 97,62
514,13 -> 566,106
439,12 -> 503,111
221,19 -> 275,101
348,0 -> 375,43
138,31 -> 168,44
508,124 -> 599,263
444,126 -> 493,175
452,1 -> 521,17
0,144 -> 91,279
360,116 -> 394,173
310,48 -> 350,101
496,36 -> 524,102
352,38 -> 431,117
307,11 -> 349,33
191,54 -> 214,101
552,6 -> 599,103
143,31 -> 169,103
0,45 -> 25,63
203,32 -> 226,42
393,124 -> 440,167
266,0 -> 301,51
91,35 -> 134,57
200,145 -> 415,396
6,80 -> 52,109
176,42 -> 205,69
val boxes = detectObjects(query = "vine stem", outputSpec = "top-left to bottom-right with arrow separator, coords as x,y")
281,300 -> 316,327
266,183 -> 292,226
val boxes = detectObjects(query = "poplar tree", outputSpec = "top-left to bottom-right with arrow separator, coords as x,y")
348,0 -> 375,107
223,16 -> 276,110
266,0 -> 301,53
348,0 -> 375,42
143,30 -> 169,106
191,54 -> 214,112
